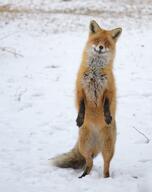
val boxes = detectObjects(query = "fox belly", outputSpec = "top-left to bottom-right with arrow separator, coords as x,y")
79,122 -> 103,154
82,69 -> 107,107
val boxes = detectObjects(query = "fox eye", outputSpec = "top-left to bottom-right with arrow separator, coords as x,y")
94,40 -> 99,44
105,40 -> 111,48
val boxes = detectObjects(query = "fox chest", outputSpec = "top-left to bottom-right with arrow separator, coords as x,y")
82,70 -> 107,105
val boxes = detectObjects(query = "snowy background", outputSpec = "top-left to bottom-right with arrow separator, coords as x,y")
0,0 -> 152,191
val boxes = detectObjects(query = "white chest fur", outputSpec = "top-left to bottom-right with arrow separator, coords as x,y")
82,68 -> 107,106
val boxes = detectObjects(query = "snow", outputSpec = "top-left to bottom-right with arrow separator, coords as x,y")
0,0 -> 152,191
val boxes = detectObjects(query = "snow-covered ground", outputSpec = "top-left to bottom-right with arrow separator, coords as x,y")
0,1 -> 152,192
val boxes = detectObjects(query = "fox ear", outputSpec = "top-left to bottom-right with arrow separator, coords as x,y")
110,28 -> 122,41
89,20 -> 101,34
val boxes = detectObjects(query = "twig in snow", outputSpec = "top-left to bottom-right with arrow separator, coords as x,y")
133,127 -> 150,144
0,47 -> 23,57
15,89 -> 27,102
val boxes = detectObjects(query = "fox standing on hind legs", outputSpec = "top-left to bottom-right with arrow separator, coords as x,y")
52,20 -> 122,178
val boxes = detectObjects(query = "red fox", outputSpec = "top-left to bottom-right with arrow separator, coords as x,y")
52,20 -> 122,178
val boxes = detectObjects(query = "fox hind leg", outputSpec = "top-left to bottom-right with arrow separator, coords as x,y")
79,153 -> 93,178
78,127 -> 94,178
101,138 -> 115,178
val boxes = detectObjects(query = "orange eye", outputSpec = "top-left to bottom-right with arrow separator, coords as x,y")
94,40 -> 99,45
105,40 -> 110,48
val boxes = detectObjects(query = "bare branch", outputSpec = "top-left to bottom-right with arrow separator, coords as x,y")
0,47 -> 23,57
133,127 -> 150,144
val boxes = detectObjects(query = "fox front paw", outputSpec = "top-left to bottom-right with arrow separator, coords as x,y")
105,115 -> 112,125
76,115 -> 84,127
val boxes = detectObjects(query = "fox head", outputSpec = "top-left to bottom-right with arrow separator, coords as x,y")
85,20 -> 122,68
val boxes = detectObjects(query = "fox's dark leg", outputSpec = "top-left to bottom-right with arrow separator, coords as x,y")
103,97 -> 112,124
76,100 -> 85,127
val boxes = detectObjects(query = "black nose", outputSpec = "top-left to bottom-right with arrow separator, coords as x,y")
99,45 -> 103,50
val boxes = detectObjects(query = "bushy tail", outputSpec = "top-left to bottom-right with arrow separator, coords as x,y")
51,144 -> 85,169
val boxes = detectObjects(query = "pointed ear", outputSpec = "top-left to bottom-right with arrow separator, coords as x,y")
89,20 -> 101,34
110,28 -> 122,41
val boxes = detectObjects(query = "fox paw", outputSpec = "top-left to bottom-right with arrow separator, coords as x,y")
105,115 -> 112,125
76,116 -> 84,127
104,172 -> 110,178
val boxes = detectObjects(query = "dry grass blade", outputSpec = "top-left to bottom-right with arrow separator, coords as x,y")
133,127 -> 150,144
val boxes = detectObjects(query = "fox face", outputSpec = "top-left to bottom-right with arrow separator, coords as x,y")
86,20 -> 122,68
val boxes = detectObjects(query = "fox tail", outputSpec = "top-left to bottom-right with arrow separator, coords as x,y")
51,144 -> 85,169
